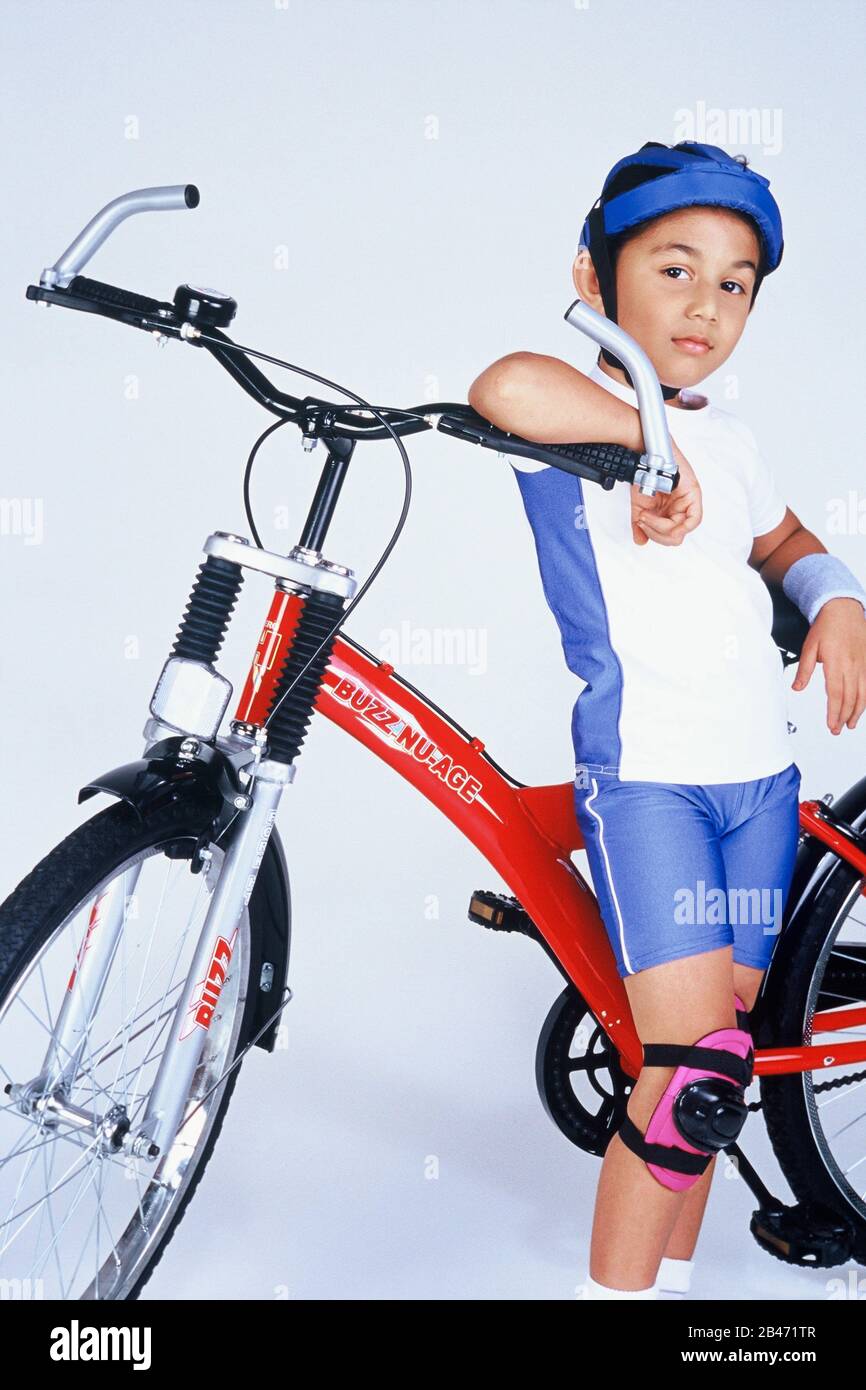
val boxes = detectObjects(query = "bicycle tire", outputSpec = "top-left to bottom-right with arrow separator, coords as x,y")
0,793 -> 270,1300
759,858 -> 866,1255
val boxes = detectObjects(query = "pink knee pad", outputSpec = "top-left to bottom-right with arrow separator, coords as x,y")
617,1025 -> 755,1192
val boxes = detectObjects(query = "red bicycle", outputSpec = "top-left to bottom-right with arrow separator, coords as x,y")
2,185 -> 865,1299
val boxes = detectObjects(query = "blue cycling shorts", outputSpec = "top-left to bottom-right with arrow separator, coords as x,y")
573,762 -> 802,979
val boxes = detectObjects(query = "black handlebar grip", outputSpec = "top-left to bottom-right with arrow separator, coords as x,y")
534,439 -> 644,488
66,276 -> 165,316
436,413 -> 644,489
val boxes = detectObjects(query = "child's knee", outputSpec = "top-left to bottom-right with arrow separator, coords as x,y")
626,1066 -> 675,1130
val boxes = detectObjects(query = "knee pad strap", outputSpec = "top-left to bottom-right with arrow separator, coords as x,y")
618,1026 -> 754,1193
734,992 -> 750,1032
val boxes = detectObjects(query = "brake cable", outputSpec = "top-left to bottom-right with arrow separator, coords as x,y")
194,328 -> 424,737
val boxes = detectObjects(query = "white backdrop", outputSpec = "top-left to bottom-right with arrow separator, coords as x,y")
1,0 -> 864,1300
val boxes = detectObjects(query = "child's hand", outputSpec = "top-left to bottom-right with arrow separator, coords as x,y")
792,598 -> 866,733
631,440 -> 702,546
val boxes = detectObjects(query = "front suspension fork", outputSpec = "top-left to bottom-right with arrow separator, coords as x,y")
136,577 -> 350,1157
29,520 -> 355,1156
133,758 -> 292,1158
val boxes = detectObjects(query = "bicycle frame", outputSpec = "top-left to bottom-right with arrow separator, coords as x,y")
230,585 -> 866,1083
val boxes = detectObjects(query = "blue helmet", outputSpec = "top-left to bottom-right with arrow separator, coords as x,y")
580,140 -> 784,322
579,140 -> 784,395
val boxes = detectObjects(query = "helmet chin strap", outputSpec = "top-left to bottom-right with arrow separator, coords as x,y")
599,345 -> 682,401
587,204 -> 682,402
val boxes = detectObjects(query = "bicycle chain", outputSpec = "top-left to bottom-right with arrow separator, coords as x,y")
746,960 -> 866,1111
747,1066 -> 866,1112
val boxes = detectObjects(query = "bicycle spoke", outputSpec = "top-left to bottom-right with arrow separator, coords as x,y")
30,1144 -> 106,1284
38,1127 -> 67,1300
791,889 -> 866,1228
0,1128 -> 102,1252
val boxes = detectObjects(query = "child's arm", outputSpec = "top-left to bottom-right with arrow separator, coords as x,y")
751,513 -> 866,734
468,351 -> 646,451
468,352 -> 702,547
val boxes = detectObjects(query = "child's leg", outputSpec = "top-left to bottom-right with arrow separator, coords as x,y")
573,775 -> 751,1294
718,763 -> 802,982
659,1158 -> 714,1260
654,764 -> 802,1284
649,763 -> 799,1293
588,945 -> 739,1291
660,968 -> 762,1264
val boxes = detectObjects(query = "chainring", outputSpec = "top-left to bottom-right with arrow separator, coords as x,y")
535,985 -> 633,1157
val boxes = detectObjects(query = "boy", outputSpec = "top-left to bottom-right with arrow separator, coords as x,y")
468,141 -> 866,1298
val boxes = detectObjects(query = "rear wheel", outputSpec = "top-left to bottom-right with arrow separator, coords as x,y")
0,795 -> 266,1300
760,860 -> 866,1260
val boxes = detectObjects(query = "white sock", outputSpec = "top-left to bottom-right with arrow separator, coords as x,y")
656,1255 -> 694,1294
581,1272 -> 658,1300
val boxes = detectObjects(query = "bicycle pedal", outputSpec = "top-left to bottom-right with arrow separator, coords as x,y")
750,1200 -> 855,1269
468,890 -> 538,939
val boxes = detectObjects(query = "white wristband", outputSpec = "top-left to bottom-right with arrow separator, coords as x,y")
781,553 -> 866,625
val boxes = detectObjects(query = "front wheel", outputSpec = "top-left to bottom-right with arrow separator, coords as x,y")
0,794 -> 269,1300
760,858 -> 866,1261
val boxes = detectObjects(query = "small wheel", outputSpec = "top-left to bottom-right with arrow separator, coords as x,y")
0,795 -> 268,1300
535,986 -> 632,1157
760,858 -> 866,1262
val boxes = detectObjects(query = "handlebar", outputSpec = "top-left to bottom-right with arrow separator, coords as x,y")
27,273 -> 648,492
26,184 -> 676,497
39,185 -> 199,290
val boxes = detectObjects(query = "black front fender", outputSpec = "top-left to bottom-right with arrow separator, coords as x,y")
79,734 -> 250,828
246,825 -> 292,1053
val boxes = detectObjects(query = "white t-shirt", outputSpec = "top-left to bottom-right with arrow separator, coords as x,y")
510,361 -> 794,784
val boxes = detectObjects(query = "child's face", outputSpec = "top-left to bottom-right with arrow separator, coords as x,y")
573,206 -> 762,389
